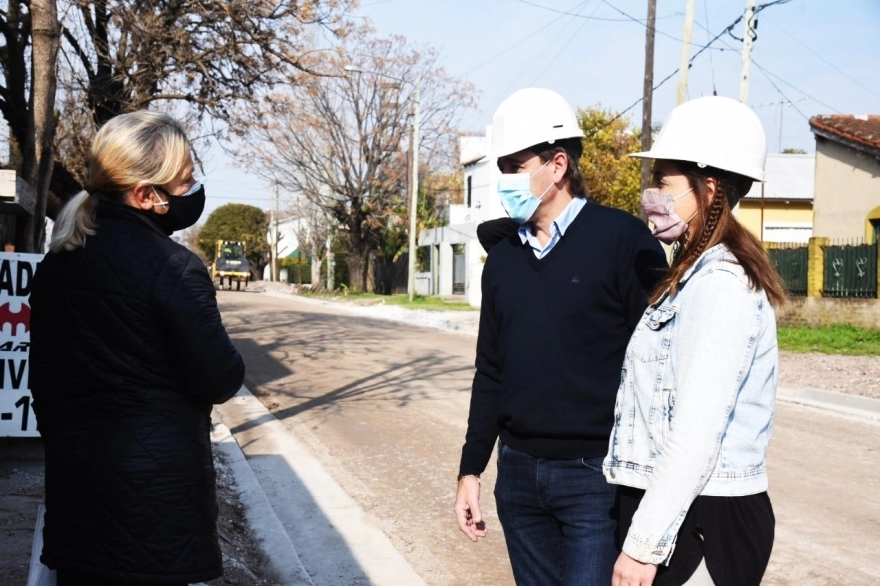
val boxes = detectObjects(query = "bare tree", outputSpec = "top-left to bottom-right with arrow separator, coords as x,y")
1,0 -> 357,249
289,194 -> 330,288
241,31 -> 475,292
0,0 -> 60,252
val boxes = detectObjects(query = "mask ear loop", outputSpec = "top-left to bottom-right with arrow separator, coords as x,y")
150,186 -> 170,209
533,159 -> 556,201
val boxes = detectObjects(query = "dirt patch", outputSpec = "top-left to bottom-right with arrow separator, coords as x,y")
779,351 -> 880,399
0,461 -> 44,586
0,452 -> 276,586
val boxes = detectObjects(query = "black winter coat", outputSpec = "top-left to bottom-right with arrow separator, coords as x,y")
30,201 -> 245,584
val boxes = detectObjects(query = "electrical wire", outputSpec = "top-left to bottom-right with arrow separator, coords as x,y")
463,0 -> 590,76
494,0 -> 598,102
517,0 -> 682,23
752,59 -> 842,115
528,4 -> 596,86
761,15 -> 880,102
690,18 -> 845,115
751,63 -> 810,120
703,0 -> 717,96
584,10 -> 746,137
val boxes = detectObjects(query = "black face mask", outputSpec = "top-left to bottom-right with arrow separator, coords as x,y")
151,182 -> 206,233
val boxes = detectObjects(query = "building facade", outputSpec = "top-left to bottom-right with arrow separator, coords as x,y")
737,153 -> 814,243
418,127 -> 503,306
810,114 -> 880,243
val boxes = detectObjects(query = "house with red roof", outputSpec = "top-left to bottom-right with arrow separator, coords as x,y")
809,115 -> 880,243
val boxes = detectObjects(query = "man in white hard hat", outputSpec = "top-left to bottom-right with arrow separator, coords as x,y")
454,88 -> 668,585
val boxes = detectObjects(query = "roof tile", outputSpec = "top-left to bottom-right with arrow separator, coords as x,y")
809,114 -> 880,150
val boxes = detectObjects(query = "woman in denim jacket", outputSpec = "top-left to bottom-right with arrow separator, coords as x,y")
604,96 -> 787,586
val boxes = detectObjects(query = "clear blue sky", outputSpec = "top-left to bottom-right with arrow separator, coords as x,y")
202,0 -> 880,216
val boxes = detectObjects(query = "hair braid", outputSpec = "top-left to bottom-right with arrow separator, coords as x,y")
694,188 -> 726,255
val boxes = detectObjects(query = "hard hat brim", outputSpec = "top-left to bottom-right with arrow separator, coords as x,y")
628,151 -> 765,182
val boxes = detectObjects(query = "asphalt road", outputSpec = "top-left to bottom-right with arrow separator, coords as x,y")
218,291 -> 880,586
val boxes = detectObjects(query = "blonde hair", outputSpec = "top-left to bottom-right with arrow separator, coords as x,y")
50,111 -> 191,252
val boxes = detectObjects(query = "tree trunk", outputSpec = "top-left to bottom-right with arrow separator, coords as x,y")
345,251 -> 371,293
311,257 -> 323,289
18,0 -> 60,253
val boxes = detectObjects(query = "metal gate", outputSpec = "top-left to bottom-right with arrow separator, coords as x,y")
822,241 -> 878,298
767,245 -> 808,296
452,254 -> 466,295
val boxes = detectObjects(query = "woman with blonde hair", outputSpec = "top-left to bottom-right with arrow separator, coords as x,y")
604,96 -> 786,586
30,111 -> 245,585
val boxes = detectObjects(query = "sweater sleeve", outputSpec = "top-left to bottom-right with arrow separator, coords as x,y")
618,231 -> 669,331
459,262 -> 503,477
153,248 -> 246,404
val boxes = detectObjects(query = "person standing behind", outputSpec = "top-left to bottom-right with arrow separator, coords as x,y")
30,111 -> 245,586
454,88 -> 668,585
605,96 -> 786,586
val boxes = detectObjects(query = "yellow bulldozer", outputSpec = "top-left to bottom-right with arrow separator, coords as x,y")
212,240 -> 251,291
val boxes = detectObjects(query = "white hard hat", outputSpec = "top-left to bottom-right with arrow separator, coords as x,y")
486,88 -> 585,160
631,96 -> 767,181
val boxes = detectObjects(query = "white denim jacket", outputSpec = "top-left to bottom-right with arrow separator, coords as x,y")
603,243 -> 778,565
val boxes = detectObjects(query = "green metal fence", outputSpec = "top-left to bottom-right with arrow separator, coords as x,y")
767,244 -> 808,296
822,240 -> 878,298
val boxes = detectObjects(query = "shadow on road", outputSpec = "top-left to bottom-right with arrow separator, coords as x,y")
224,301 -> 474,422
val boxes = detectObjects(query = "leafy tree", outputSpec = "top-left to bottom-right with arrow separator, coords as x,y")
578,107 -> 642,216
197,204 -> 269,277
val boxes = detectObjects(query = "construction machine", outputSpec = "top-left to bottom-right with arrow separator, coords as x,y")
212,240 -> 251,290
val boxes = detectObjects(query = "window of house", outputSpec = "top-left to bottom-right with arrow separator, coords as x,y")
466,176 -> 472,208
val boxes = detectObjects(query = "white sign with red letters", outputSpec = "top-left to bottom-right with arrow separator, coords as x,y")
0,252 -> 42,437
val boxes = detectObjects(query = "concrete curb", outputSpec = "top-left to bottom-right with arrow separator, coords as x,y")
215,386 -> 426,586
259,289 -> 480,336
211,415 -> 314,586
777,386 -> 880,422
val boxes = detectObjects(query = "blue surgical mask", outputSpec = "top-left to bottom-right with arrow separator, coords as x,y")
498,160 -> 553,223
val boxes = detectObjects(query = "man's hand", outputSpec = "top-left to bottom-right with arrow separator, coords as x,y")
454,475 -> 487,541
612,552 -> 658,586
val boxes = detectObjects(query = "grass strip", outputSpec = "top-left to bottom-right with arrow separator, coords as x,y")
778,324 -> 880,356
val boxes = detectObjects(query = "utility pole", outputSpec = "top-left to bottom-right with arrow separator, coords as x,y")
271,183 -> 279,282
676,0 -> 697,105
325,234 -> 334,291
641,0 -> 657,198
407,81 -> 421,303
739,0 -> 757,104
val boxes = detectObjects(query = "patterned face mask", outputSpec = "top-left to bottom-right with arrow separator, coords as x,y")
640,187 -> 694,244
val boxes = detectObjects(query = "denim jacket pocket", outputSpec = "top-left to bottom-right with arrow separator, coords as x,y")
630,306 -> 677,362
651,387 -> 676,455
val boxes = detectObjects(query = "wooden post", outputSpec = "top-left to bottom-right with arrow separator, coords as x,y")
807,237 -> 829,298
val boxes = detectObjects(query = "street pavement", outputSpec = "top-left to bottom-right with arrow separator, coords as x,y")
217,290 -> 880,586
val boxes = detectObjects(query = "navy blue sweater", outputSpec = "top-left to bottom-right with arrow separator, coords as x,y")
459,202 -> 668,476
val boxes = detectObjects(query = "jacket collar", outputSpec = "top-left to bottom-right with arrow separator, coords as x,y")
679,243 -> 729,285
96,200 -> 172,237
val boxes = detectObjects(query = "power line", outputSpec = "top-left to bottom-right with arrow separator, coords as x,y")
495,1 -> 599,101
761,15 -> 880,102
518,0 -> 682,23
752,59 -> 841,115
690,19 -> 845,115
703,0 -> 717,95
751,63 -> 810,121
463,0 -> 590,76
585,9 -> 746,137
529,5 -> 595,86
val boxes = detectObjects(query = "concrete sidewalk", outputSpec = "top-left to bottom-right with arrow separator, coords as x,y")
212,386 -> 426,586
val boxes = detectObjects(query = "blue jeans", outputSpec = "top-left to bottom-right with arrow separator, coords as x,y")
494,442 -> 619,586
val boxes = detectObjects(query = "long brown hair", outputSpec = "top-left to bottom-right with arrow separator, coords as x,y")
650,160 -> 787,307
